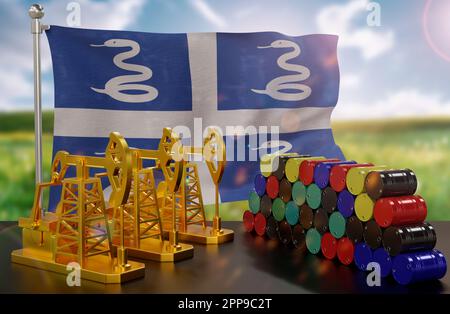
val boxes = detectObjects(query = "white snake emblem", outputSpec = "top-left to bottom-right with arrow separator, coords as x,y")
90,39 -> 158,103
251,40 -> 311,101
252,140 -> 292,155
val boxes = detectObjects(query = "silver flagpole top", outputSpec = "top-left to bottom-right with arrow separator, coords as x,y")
28,4 -> 44,19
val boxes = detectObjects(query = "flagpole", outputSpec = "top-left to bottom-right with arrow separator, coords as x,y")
28,4 -> 48,216
29,4 -> 47,214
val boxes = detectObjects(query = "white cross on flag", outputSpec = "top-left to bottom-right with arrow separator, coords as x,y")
45,25 -> 344,209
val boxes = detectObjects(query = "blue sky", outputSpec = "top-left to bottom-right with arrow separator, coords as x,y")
1,0 -> 450,119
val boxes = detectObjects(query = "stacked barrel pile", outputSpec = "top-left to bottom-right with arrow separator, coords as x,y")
243,153 -> 447,285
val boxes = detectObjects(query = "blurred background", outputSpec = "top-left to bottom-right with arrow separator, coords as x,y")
0,0 -> 449,220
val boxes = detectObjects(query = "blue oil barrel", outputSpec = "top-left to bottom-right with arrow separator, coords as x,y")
392,250 -> 447,285
373,248 -> 392,278
354,242 -> 373,271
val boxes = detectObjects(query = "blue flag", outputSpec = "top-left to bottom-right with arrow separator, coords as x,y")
46,25 -> 344,209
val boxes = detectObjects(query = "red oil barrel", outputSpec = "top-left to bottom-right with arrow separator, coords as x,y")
382,223 -> 437,256
365,169 -> 417,200
374,195 -> 427,228
243,210 -> 254,232
266,175 -> 279,199
321,232 -> 338,260
337,237 -> 354,265
254,213 -> 267,236
299,158 -> 340,186
329,163 -> 374,192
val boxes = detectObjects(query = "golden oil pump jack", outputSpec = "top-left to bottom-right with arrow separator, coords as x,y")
159,127 -> 234,244
108,128 -> 194,262
11,132 -> 145,283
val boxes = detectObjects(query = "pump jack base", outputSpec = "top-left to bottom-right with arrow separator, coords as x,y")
120,239 -> 194,262
11,248 -> 145,284
176,225 -> 234,244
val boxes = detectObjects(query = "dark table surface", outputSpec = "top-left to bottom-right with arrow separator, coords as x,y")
0,221 -> 449,294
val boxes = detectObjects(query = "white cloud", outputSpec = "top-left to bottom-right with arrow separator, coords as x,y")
340,74 -> 360,89
0,71 -> 33,111
317,0 -> 394,59
333,89 -> 450,120
0,0 -> 145,111
189,0 -> 228,29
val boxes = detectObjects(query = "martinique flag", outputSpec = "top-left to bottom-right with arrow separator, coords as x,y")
45,25 -> 344,210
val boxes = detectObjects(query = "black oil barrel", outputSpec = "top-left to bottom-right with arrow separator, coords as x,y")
382,222 -> 437,256
265,215 -> 279,240
278,220 -> 293,246
363,220 -> 383,249
299,204 -> 314,230
313,208 -> 329,234
279,178 -> 292,203
346,215 -> 364,243
292,224 -> 306,249
259,194 -> 272,218
365,169 -> 417,200
322,187 -> 337,214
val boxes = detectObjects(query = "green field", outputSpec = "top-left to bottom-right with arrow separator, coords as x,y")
332,119 -> 450,221
0,112 -> 449,221
0,132 -> 53,220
